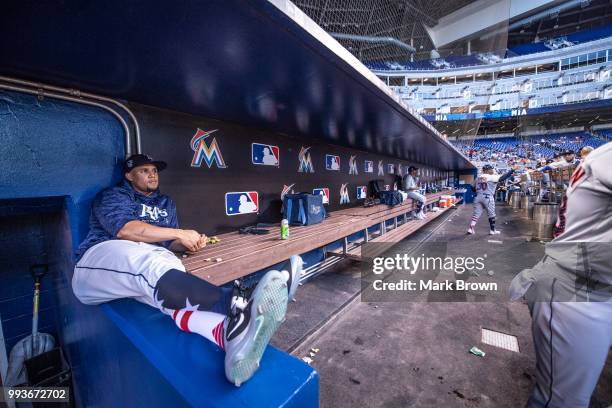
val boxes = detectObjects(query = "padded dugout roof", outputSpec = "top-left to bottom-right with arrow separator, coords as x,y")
0,0 -> 472,170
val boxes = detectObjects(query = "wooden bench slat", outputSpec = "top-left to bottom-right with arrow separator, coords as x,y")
182,215 -> 356,266
189,216 -> 378,285
185,215 -> 365,271
181,191 -> 457,285
336,201 -> 460,260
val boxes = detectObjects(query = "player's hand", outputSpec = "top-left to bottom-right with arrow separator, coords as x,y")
177,229 -> 201,252
195,234 -> 207,251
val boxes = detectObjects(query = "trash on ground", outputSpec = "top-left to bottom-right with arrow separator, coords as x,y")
311,348 -> 320,353
469,346 -> 486,357
487,271 -> 495,276
302,357 -> 313,364
215,257 -> 222,262
205,258 -> 211,262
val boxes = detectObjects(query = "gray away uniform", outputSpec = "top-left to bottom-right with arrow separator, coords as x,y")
470,170 -> 513,230
510,142 -> 612,408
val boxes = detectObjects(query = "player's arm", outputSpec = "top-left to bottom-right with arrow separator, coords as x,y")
537,161 -> 561,172
94,190 -> 204,252
405,176 -> 417,191
588,147 -> 612,189
163,200 -> 207,253
498,169 -> 514,183
117,221 -> 203,252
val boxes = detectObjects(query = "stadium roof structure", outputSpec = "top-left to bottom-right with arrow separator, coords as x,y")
0,0 -> 473,170
293,0 -> 612,62
293,0 -> 474,61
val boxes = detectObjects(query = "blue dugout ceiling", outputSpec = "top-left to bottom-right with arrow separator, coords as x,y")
0,0 -> 472,170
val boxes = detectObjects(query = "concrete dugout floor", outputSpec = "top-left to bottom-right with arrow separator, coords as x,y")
273,202 -> 612,408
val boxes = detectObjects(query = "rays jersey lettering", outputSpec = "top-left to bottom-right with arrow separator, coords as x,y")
140,204 -> 168,221
76,180 -> 179,258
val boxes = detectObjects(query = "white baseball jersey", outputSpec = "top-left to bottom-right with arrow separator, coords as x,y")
554,142 -> 612,243
404,175 -> 418,190
475,174 -> 501,196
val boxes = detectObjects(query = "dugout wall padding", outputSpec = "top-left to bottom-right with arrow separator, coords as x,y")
134,104 -> 453,234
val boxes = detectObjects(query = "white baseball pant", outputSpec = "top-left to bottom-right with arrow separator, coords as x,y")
73,240 -> 185,313
407,191 -> 426,212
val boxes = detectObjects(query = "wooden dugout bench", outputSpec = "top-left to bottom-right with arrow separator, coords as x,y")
182,190 -> 460,285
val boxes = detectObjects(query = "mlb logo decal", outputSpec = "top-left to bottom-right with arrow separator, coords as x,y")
326,154 -> 340,171
191,128 -> 227,168
356,186 -> 367,199
364,160 -> 373,173
349,155 -> 358,175
313,188 -> 330,204
225,192 -> 259,216
378,160 -> 384,176
387,164 -> 395,174
252,143 -> 279,166
340,183 -> 350,205
298,146 -> 314,173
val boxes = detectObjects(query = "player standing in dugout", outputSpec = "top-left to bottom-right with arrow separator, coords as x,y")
511,141 -> 612,407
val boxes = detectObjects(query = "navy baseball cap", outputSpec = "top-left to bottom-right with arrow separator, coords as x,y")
124,154 -> 167,173
408,166 -> 418,172
482,164 -> 494,171
562,150 -> 574,156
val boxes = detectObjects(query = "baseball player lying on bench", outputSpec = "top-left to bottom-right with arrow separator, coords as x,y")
72,154 -> 302,387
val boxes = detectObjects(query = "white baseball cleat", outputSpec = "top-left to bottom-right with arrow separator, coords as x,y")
224,270 -> 288,387
466,227 -> 475,235
489,229 -> 501,235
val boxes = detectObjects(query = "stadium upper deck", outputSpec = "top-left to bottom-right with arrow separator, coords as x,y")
370,31 -> 612,121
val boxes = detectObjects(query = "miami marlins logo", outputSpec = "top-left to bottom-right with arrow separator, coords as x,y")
349,155 -> 358,175
190,128 -> 227,168
378,160 -> 384,176
298,146 -> 314,173
340,183 -> 350,205
281,183 -> 295,200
